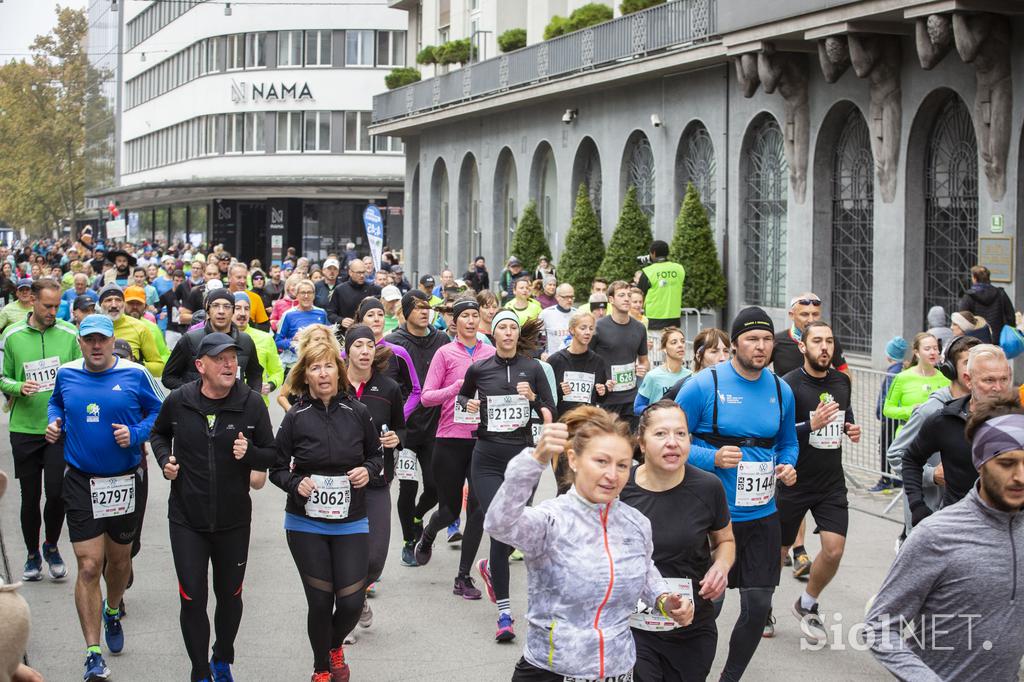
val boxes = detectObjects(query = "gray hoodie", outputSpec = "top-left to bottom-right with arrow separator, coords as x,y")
926,306 -> 954,352
865,485 -> 1023,681
887,386 -> 952,528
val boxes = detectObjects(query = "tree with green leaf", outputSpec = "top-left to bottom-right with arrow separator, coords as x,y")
416,46 -> 437,65
508,201 -> 552,275
670,183 -> 727,310
497,28 -> 527,53
544,3 -> 613,39
385,67 -> 421,89
620,0 -> 666,14
559,184 -> 605,301
598,186 -> 652,283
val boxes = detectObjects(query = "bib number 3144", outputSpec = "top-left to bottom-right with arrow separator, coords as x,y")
735,461 -> 775,507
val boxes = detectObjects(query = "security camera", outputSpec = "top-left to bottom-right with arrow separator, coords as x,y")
651,114 -> 663,128
562,109 -> 578,125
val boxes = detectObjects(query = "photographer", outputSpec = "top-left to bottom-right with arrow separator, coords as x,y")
637,240 -> 685,367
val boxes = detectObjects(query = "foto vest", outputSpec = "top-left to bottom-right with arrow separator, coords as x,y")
641,260 -> 685,320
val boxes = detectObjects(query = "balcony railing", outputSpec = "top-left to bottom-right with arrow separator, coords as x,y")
372,0 -> 718,124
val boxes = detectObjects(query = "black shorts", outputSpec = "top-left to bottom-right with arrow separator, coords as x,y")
728,513 -> 781,589
10,432 -> 63,480
512,657 -> 634,682
777,486 -> 849,546
63,465 -> 145,545
633,622 -> 717,682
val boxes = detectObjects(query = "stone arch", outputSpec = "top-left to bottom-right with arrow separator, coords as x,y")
570,136 -> 602,229
430,157 -> 450,270
530,141 -> 558,246
674,120 -> 717,226
621,130 -> 656,220
492,146 -> 518,263
740,112 -> 788,308
457,153 -> 480,273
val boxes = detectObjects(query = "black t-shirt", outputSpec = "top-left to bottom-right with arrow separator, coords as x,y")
353,372 -> 406,486
772,329 -> 847,377
184,282 -> 206,313
619,464 -> 730,627
589,315 -> 648,406
546,348 -> 609,416
780,367 -> 854,491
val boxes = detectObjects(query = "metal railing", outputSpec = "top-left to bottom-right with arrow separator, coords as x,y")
372,0 -> 718,124
842,366 -> 901,484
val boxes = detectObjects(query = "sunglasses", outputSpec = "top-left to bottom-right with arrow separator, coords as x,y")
791,298 -> 822,308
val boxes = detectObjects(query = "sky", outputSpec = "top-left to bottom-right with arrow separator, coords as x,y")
0,0 -> 88,61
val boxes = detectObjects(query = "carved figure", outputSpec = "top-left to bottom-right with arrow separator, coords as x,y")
818,36 -> 851,83
916,14 -> 954,69
848,34 -> 902,203
758,46 -> 810,203
733,53 -> 760,98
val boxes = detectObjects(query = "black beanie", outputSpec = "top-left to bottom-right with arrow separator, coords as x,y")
356,297 -> 384,322
452,299 -> 480,323
730,306 -> 774,342
344,323 -> 376,355
401,290 -> 428,319
205,288 -> 235,310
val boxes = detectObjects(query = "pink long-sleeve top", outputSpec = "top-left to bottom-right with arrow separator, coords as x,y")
420,339 -> 496,440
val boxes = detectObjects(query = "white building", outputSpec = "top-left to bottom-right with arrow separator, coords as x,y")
90,0 -> 409,264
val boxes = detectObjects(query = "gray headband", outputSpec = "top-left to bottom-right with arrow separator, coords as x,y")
972,413 -> 1024,470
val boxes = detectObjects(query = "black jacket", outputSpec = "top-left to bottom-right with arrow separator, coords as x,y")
162,321 -> 263,392
314,279 -> 342,311
270,393 -> 383,523
352,371 -> 407,486
385,325 -> 448,443
959,284 -> 1015,340
329,280 -> 382,325
150,379 -> 276,532
458,352 -> 556,446
903,394 -> 977,525
462,267 -> 489,293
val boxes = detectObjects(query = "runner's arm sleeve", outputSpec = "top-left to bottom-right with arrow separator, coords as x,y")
149,393 -> 175,469
240,395 -> 276,469
482,451 -> 555,556
533,363 -> 555,416
675,377 -> 716,471
243,338 -> 263,393
261,340 -> 284,391
637,327 -> 649,358
882,374 -> 912,421
388,383 -> 407,447
775,387 -> 799,468
161,336 -> 190,390
360,412 -> 384,478
138,326 -> 165,377
128,370 -> 164,446
46,372 -> 65,425
901,416 -> 938,524
633,393 -> 651,417
864,527 -> 944,682
269,413 -> 304,501
420,351 -> 456,407
324,288 -> 340,324
885,399 -> 935,474
391,344 -> 421,419
456,363 -> 478,409
594,362 -> 609,404
0,332 -> 23,396
275,314 -> 293,351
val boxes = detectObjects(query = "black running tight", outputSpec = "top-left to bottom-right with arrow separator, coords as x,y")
423,437 -> 483,576
365,485 -> 391,585
397,439 -> 437,542
470,439 -> 523,603
169,523 -> 250,682
720,587 -> 775,681
10,433 -> 64,553
286,530 -> 369,673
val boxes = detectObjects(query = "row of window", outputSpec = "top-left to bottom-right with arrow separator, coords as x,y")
126,30 -> 407,110
127,0 -> 205,50
123,110 -> 402,174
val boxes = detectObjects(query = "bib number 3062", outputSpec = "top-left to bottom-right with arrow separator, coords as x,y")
306,475 -> 351,519
90,474 -> 136,519
735,461 -> 775,507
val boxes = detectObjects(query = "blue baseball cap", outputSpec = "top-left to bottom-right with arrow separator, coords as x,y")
16,278 -> 32,289
79,314 -> 115,338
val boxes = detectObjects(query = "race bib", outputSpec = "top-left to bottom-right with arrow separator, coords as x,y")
610,362 -> 636,392
305,474 -> 351,519
629,578 -> 694,632
531,417 -> 543,446
808,410 -> 845,450
395,449 -> 418,481
486,394 -> 530,433
90,474 -> 136,519
563,371 -> 595,403
453,394 -> 480,425
564,673 -> 633,682
171,306 -> 180,323
735,460 -> 775,507
23,356 -> 59,392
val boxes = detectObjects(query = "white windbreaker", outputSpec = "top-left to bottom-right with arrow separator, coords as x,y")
484,451 -> 669,679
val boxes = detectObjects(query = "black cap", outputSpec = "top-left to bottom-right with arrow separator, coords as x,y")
419,274 -> 435,286
196,332 -> 241,358
73,295 -> 96,312
112,338 -> 135,361
204,288 -> 235,310
730,306 -> 774,343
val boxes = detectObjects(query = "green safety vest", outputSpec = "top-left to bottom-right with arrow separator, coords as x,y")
641,260 -> 685,320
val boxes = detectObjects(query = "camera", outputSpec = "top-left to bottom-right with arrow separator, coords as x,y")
636,255 -> 652,265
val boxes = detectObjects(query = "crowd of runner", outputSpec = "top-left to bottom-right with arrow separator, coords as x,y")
0,235 -> 1022,682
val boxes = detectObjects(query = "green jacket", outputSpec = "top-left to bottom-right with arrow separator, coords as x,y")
640,260 -> 685,321
139,317 -> 171,362
1,317 -> 82,434
0,300 -> 32,334
243,325 -> 283,406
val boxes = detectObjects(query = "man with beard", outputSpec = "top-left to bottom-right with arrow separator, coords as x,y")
778,321 -> 860,644
771,293 -> 849,377
98,284 -> 165,377
105,250 -> 136,287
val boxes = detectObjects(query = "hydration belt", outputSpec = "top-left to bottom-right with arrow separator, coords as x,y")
693,367 -> 783,449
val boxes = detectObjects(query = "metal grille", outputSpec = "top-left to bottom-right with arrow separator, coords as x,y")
629,134 -> 656,219
743,117 -> 787,307
924,96 -> 978,321
831,110 -> 874,354
679,123 -> 716,225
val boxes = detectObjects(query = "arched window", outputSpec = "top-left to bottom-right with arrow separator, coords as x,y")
572,137 -> 602,228
431,160 -> 450,269
831,109 -> 874,354
459,154 -> 480,266
743,116 -> 787,307
626,132 -> 656,219
677,122 -> 716,225
493,148 -> 517,261
539,149 -> 557,243
924,95 -> 977,319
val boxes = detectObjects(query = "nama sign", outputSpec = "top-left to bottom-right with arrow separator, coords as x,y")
231,80 -> 314,104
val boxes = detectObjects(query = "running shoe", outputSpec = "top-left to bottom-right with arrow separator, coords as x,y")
782,552 -> 793,567
447,519 -> 463,543
118,598 -> 126,619
414,534 -> 434,566
762,608 -> 776,638
495,613 -> 516,642
453,574 -> 482,600
792,552 -> 812,580
83,651 -> 110,681
365,582 -> 377,597
22,552 -> 42,582
329,645 -> 351,682
210,656 -> 234,681
102,600 -> 124,654
400,541 -> 418,567
42,542 -> 68,580
477,559 -> 496,603
867,480 -> 892,493
792,597 -> 827,644
343,632 -> 357,644
412,518 -> 424,543
510,548 -> 524,561
359,600 -> 373,628
311,672 -> 332,682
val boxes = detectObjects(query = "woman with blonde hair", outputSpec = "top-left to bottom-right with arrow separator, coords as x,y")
270,273 -> 303,332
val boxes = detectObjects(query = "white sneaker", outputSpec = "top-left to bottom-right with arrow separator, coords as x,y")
359,600 -> 373,628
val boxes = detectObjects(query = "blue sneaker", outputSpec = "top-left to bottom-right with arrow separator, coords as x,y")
495,613 -> 516,642
22,552 -> 42,581
102,600 -> 124,655
210,655 -> 234,681
447,519 -> 463,543
83,651 -> 110,680
42,542 -> 68,580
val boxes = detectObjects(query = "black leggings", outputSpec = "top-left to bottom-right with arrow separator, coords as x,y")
397,439 -> 438,542
720,587 -> 775,682
10,433 -> 65,553
424,437 -> 484,576
470,439 -> 523,603
169,523 -> 250,682
286,530 -> 368,673
633,622 -> 718,682
365,484 -> 391,585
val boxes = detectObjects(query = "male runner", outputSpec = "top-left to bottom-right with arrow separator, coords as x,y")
590,280 -> 648,430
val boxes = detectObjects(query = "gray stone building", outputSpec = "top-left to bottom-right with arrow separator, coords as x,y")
372,0 -> 1023,365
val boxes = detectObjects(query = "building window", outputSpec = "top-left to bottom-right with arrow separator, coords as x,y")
306,30 -> 332,66
375,135 -> 403,153
924,95 -> 978,321
743,115 -> 787,308
204,38 -> 219,74
304,111 -> 331,152
677,122 -> 716,225
278,30 -> 303,67
277,112 -> 303,152
377,31 -> 406,67
244,112 -> 265,152
245,32 -> 267,68
227,113 -> 244,153
227,34 -> 244,70
346,30 -> 374,67
627,132 -> 655,220
344,111 -> 371,152
204,115 -> 219,155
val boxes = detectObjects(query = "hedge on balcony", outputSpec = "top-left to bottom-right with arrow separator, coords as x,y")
416,45 -> 437,65
437,38 -> 474,65
497,28 -> 527,53
544,3 -> 614,40
385,67 -> 422,90
620,0 -> 666,14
